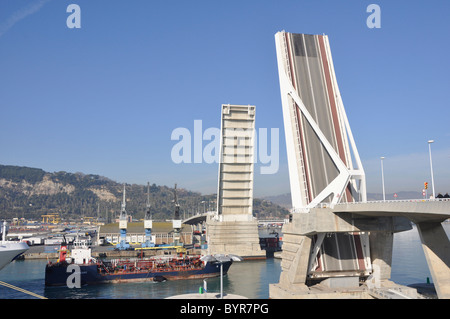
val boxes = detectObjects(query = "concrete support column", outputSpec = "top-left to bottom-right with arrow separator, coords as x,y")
416,222 -> 450,299
206,220 -> 264,259
369,232 -> 393,282
279,234 -> 312,286
269,219 -> 312,298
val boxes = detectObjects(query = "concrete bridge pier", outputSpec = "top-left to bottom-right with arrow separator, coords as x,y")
270,222 -> 312,297
269,211 -> 417,299
369,231 -> 394,284
206,219 -> 265,259
416,222 -> 450,299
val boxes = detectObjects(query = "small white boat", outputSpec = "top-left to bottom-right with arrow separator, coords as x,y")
0,221 -> 29,271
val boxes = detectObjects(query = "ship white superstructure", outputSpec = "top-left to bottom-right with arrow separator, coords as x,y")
0,221 -> 29,271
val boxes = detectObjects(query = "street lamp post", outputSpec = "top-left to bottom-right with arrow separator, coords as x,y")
380,157 -> 386,201
200,254 -> 243,299
201,201 -> 206,214
428,140 -> 436,199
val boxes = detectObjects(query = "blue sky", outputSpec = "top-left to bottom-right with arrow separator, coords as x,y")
0,0 -> 449,198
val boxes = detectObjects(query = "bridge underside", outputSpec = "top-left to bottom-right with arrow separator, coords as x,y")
269,202 -> 450,299
335,201 -> 450,299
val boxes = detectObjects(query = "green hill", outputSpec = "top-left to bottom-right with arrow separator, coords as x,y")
0,164 -> 289,221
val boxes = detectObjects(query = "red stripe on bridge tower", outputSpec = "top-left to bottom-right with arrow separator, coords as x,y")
317,35 -> 353,203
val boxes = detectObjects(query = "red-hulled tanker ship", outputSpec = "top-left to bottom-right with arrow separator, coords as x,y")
45,243 -> 235,286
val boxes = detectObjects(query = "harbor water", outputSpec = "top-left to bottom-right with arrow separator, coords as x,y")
0,223 -> 448,299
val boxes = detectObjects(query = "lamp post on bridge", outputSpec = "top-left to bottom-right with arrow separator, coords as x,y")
428,140 -> 436,199
201,201 -> 206,214
380,157 -> 386,202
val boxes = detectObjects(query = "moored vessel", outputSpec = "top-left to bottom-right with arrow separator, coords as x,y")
45,242 -> 236,286
0,221 -> 29,271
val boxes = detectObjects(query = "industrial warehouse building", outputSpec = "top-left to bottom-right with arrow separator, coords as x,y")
98,222 -> 193,246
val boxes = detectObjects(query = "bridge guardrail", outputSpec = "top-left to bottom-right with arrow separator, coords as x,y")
337,198 -> 450,205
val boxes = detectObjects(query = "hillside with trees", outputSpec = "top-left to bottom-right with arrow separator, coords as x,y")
0,164 -> 289,221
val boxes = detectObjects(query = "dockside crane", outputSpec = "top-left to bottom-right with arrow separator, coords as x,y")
172,184 -> 182,246
116,184 -> 131,250
142,182 -> 155,248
